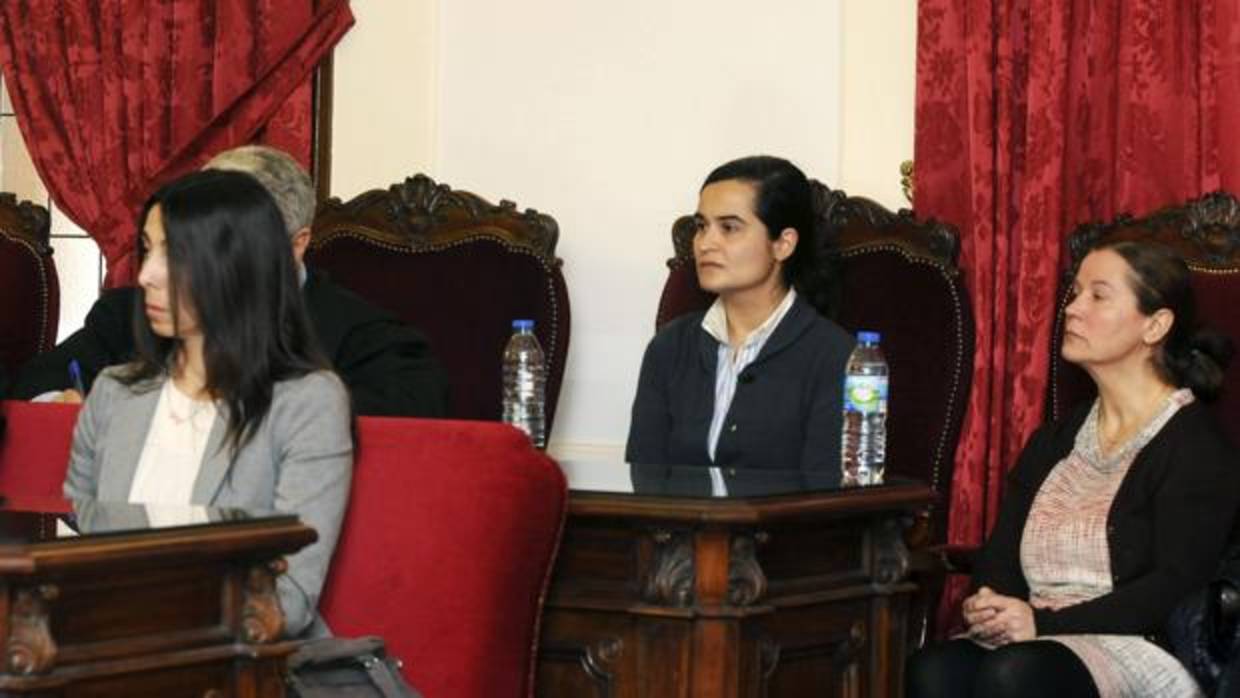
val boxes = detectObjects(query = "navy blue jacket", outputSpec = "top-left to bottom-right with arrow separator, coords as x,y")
626,295 -> 854,474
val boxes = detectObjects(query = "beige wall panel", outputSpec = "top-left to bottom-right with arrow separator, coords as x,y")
330,1 -> 439,198
840,0 -> 916,209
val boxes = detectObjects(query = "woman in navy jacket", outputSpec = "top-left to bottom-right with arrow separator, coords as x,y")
625,156 -> 854,481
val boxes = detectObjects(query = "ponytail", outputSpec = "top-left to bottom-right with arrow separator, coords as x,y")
1161,329 -> 1234,401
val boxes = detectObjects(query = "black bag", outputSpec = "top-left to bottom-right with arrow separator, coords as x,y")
1167,543 -> 1240,698
286,636 -> 422,698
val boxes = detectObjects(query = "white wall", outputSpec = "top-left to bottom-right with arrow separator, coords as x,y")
331,1 -> 439,195
840,2 -> 917,209
331,1 -> 916,460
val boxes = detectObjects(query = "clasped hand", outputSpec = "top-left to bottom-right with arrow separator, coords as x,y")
962,586 -> 1037,646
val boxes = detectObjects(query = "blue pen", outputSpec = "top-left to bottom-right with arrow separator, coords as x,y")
68,359 -> 86,396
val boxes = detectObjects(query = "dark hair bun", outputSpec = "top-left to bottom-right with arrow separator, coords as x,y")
1165,329 -> 1234,401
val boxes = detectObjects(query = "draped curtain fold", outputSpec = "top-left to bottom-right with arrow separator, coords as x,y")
915,0 -> 1240,635
0,0 -> 354,286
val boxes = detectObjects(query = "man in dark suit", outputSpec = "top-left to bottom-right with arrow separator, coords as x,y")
11,146 -> 449,418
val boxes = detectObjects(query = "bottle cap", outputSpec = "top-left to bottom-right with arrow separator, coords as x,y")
512,319 -> 536,331
857,330 -> 881,344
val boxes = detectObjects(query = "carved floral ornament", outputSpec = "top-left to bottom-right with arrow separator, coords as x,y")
641,530 -> 694,607
6,584 -> 59,675
640,529 -> 769,608
872,519 -> 912,586
1067,191 -> 1240,269
240,558 -> 287,644
312,172 -> 560,260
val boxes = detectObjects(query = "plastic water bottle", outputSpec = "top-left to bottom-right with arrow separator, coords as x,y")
841,331 -> 888,485
502,319 -> 547,448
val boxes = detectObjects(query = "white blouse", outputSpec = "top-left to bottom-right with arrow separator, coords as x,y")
127,380 -> 218,505
699,288 -> 797,495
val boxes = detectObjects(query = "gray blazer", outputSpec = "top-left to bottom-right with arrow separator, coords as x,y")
65,368 -> 354,638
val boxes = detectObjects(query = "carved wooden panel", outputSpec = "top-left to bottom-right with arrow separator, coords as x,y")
537,613 -> 631,698
0,513 -> 312,696
539,484 -> 933,697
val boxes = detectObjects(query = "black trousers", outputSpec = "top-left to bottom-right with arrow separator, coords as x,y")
906,638 -> 1100,698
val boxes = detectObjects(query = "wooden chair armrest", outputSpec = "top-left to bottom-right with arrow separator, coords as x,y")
908,543 -> 978,576
940,544 -> 979,575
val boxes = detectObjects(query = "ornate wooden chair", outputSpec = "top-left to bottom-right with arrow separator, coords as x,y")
655,181 -> 974,643
0,193 -> 57,378
1047,191 -> 1240,442
306,174 -> 571,434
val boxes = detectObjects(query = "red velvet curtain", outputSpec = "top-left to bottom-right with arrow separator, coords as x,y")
0,0 -> 354,287
915,0 -> 1240,634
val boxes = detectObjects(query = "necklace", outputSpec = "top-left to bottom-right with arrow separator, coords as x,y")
164,381 -> 213,428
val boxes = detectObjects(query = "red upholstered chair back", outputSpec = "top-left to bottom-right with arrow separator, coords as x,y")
1049,191 -> 1240,443
318,417 -> 567,698
0,401 -> 78,499
306,175 -> 571,435
0,195 -> 58,377
655,181 -> 973,544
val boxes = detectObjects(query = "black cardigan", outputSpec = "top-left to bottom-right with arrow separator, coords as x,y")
973,400 -> 1240,637
625,295 -> 854,473
11,272 -> 450,418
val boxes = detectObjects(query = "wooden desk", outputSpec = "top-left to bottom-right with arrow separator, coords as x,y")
537,466 -> 933,698
0,500 -> 314,697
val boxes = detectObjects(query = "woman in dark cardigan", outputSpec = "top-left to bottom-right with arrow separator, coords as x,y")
908,241 -> 1240,698
625,156 -> 854,483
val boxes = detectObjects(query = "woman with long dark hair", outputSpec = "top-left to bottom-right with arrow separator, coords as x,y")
907,241 -> 1240,698
64,170 -> 352,638
625,155 -> 854,483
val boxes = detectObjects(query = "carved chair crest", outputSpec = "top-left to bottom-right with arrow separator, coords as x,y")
311,173 -> 560,262
304,173 -> 571,428
0,193 -> 51,253
1066,190 -> 1240,271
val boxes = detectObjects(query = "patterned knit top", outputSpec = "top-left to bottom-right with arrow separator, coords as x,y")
1020,388 -> 1202,697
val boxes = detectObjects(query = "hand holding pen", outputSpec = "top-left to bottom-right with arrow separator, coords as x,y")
61,360 -> 86,404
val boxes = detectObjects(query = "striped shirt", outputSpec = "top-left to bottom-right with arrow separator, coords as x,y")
700,288 -> 798,495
